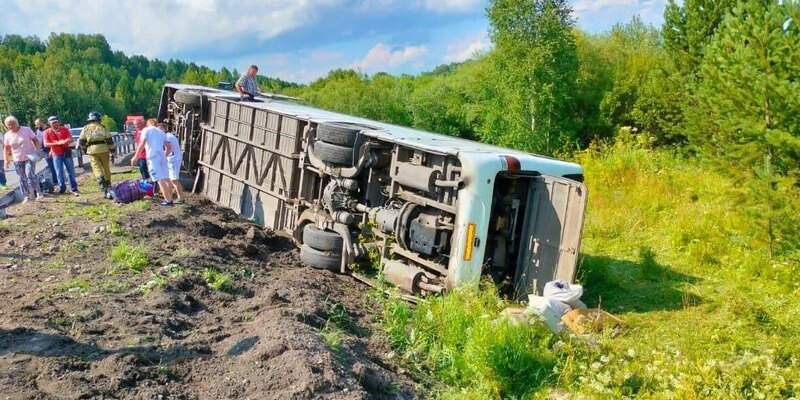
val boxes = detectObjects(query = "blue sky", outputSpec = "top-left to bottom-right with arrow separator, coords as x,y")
1,0 -> 667,83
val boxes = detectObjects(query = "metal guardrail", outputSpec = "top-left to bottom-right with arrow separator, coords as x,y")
73,132 -> 135,166
111,133 -> 136,158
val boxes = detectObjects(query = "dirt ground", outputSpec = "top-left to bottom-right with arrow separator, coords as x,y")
0,171 -> 418,400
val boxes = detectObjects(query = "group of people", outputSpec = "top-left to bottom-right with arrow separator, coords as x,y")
131,118 -> 184,207
1,114 -> 85,202
1,112 -> 184,206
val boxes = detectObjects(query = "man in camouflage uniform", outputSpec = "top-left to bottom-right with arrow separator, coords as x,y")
80,111 -> 115,196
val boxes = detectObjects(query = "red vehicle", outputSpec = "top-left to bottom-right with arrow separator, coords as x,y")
124,115 -> 144,135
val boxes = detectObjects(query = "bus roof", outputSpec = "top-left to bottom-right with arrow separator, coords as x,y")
162,83 -> 582,174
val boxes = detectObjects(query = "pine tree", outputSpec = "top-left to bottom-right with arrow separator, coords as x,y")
663,0 -> 738,78
688,1 -> 800,258
647,0 -> 739,143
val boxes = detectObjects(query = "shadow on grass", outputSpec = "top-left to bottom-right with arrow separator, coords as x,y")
0,327 -> 209,362
577,246 -> 702,313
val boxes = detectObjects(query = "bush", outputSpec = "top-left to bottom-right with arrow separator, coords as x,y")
377,282 -> 557,398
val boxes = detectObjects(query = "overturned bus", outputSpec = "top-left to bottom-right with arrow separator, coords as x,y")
157,84 -> 587,298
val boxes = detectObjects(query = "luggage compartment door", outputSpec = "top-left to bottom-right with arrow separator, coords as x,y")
514,176 -> 587,298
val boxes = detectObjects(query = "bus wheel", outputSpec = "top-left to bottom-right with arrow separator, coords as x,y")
313,140 -> 355,166
174,90 -> 202,108
300,244 -> 341,271
316,122 -> 363,146
303,224 -> 344,252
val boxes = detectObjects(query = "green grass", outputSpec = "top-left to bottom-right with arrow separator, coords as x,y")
55,278 -> 91,295
138,272 -> 167,295
45,258 -> 67,270
374,284 -> 556,399
97,279 -> 132,293
376,142 -> 800,399
138,265 -> 184,295
63,240 -> 89,252
109,221 -> 128,237
109,241 -> 149,272
64,203 -> 121,223
202,267 -> 233,292
165,263 -> 185,278
320,323 -> 345,352
319,298 -> 355,359
137,200 -> 152,211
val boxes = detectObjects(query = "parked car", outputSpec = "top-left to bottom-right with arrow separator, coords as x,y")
69,127 -> 82,149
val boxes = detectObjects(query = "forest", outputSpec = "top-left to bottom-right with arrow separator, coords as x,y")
1,0 -> 799,397
0,33 -> 296,131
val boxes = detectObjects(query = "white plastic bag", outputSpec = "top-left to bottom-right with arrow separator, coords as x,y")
527,295 -> 570,333
543,279 -> 585,308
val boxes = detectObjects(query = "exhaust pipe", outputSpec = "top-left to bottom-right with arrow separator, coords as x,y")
382,259 -> 445,295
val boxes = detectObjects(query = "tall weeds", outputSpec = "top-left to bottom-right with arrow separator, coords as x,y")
376,141 -> 799,398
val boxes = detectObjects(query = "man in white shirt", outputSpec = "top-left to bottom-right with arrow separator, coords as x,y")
131,118 -> 173,206
157,123 -> 184,203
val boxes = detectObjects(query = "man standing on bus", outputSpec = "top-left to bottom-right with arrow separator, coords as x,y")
235,65 -> 261,101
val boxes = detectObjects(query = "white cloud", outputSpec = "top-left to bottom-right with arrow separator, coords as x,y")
232,50 -> 346,83
572,0 -> 667,30
354,0 -> 402,11
272,66 -> 342,84
572,0 -> 639,13
635,0 -> 667,24
351,43 -> 428,73
424,0 -> 483,12
1,0 -> 343,58
354,0 -> 483,12
442,30 -> 491,63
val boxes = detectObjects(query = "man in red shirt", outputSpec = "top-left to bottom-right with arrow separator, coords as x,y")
43,116 -> 79,195
132,119 -> 150,181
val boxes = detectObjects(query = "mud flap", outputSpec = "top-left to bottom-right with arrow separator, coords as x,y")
514,176 -> 587,298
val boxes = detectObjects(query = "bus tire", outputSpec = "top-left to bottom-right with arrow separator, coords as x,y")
316,122 -> 362,146
174,90 -> 202,108
303,224 -> 344,252
313,140 -> 354,166
300,244 -> 341,271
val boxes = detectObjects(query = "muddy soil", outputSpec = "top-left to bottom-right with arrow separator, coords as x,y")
0,172 -> 417,399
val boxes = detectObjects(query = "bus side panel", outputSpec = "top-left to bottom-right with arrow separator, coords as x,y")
198,98 -> 304,234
